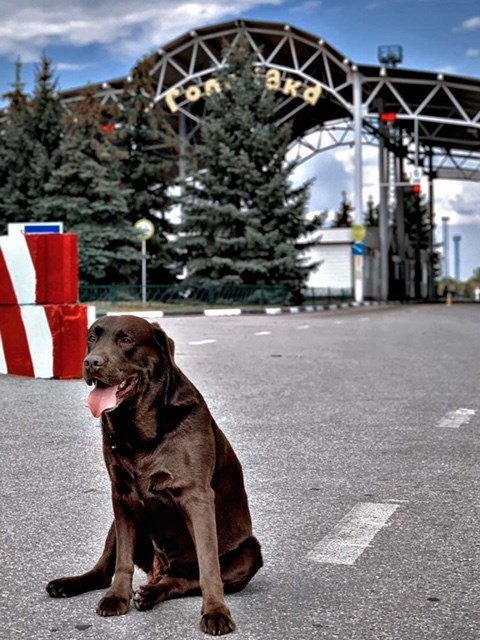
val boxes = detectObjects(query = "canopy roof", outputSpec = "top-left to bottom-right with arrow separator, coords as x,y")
62,19 -> 480,180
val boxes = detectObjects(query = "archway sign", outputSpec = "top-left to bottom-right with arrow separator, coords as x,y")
62,20 -> 480,302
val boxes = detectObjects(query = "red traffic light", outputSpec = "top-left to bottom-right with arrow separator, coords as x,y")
380,112 -> 398,123
413,183 -> 421,194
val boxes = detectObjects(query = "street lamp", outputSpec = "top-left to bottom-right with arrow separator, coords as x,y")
133,218 -> 155,305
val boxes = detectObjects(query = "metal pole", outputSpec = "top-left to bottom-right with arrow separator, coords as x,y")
352,68 -> 364,303
442,216 -> 449,278
141,238 -> 147,304
453,235 -> 461,281
427,150 -> 435,299
378,123 -> 389,300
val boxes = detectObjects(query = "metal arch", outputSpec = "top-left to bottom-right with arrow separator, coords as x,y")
287,119 -> 378,164
58,19 -> 480,182
149,22 -> 355,123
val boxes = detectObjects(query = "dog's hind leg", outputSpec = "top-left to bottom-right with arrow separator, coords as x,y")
221,536 -> 263,594
133,575 -> 201,611
133,536 -> 263,612
46,522 -> 116,598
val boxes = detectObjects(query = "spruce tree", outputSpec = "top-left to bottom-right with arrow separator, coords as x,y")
0,59 -> 37,229
333,191 -> 353,227
35,90 -> 137,284
403,187 -> 432,298
178,39 -> 317,298
115,57 -> 179,283
30,54 -> 65,211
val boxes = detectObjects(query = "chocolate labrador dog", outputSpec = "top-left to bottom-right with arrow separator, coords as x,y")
46,315 -> 262,635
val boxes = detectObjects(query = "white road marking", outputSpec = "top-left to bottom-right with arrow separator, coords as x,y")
204,308 -> 241,317
254,331 -> 272,336
436,408 -> 476,429
335,320 -> 344,324
188,339 -> 216,345
297,325 -> 310,330
308,502 -> 400,566
359,317 -> 370,322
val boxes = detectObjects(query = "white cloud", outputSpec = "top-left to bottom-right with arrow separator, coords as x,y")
0,0 -> 283,61
453,15 -> 480,32
289,0 -> 322,13
466,48 -> 480,57
56,62 -> 93,71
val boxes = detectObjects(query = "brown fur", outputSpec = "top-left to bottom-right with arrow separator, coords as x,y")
46,315 -> 262,635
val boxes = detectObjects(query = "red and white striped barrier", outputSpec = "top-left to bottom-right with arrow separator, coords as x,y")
0,233 -> 78,304
0,304 -> 95,379
0,232 -> 94,379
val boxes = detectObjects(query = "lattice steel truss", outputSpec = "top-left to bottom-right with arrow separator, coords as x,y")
62,19 -> 480,182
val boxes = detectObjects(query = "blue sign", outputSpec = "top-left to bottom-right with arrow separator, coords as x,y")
352,242 -> 367,256
24,223 -> 62,234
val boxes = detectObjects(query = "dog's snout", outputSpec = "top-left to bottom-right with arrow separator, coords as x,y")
84,354 -> 106,370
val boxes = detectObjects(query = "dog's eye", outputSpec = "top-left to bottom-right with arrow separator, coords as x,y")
119,336 -> 134,345
87,334 -> 96,343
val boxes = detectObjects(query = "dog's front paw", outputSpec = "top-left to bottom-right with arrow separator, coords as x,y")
200,608 -> 236,635
46,578 -> 81,598
96,595 -> 129,617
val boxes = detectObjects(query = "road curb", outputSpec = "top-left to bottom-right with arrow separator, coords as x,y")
98,300 -> 401,319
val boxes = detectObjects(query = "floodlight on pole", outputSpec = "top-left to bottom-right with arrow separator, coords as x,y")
377,45 -> 403,67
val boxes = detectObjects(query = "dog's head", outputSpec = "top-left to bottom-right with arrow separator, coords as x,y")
84,315 -> 175,418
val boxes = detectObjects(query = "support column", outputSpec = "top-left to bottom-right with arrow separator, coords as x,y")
352,68 -> 364,303
395,154 -> 406,300
427,150 -> 435,299
378,125 -> 389,301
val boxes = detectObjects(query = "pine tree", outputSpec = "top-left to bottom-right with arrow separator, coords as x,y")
333,191 -> 353,227
35,90 -> 137,284
0,59 -> 37,229
29,54 -> 66,211
365,195 -> 379,226
115,57 -> 179,283
403,187 -> 431,298
178,38 -> 317,299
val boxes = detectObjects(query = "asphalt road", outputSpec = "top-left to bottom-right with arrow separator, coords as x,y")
1,304 -> 479,640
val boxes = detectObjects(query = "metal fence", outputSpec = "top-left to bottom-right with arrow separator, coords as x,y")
79,283 -> 353,307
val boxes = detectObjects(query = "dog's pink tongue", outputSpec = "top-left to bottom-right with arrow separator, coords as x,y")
87,385 -> 119,418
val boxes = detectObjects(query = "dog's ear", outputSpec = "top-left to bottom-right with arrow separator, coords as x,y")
151,322 -> 175,366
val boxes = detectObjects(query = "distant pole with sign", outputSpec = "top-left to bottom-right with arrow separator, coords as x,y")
352,67 -> 364,303
133,218 -> 155,305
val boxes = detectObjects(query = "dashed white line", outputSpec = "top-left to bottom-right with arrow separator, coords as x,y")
254,331 -> 272,336
297,325 -> 310,330
436,408 -> 476,429
307,502 -> 400,566
188,339 -> 217,346
359,317 -> 370,322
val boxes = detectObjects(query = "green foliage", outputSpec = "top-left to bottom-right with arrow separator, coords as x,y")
365,195 -> 378,226
34,90 -> 137,284
178,38 -> 318,299
30,54 -> 66,211
0,61 -> 37,229
332,191 -> 353,227
115,57 -> 180,283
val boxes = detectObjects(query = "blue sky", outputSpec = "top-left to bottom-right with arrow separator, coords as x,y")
0,0 -> 479,279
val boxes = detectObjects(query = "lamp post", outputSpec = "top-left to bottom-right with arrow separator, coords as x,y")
133,218 -> 155,305
441,216 -> 449,278
453,234 -> 461,282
